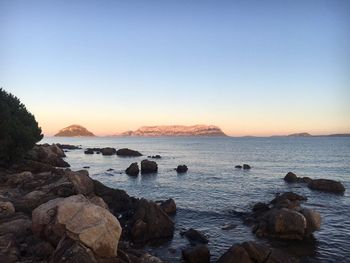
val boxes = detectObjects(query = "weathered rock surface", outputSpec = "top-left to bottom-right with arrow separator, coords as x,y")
126,162 -> 139,176
176,165 -> 188,173
26,144 -> 70,167
32,194 -> 122,257
218,241 -> 299,263
308,179 -> 345,193
117,148 -> 142,157
141,160 -> 158,174
157,198 -> 176,215
182,245 -> 210,263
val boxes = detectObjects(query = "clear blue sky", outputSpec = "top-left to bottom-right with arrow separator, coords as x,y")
1,0 -> 349,136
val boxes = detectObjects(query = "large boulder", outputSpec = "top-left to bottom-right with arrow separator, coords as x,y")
141,160 -> 158,174
66,170 -> 94,196
101,147 -> 117,156
26,144 -> 69,167
126,163 -> 139,176
158,198 -> 176,215
300,208 -> 321,234
131,198 -> 174,244
117,148 -> 142,157
32,195 -> 122,257
308,179 -> 345,193
182,245 -> 210,263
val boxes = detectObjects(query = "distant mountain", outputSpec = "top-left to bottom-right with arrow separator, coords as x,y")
55,125 -> 95,137
287,132 -> 312,137
115,125 -> 227,137
319,133 -> 350,137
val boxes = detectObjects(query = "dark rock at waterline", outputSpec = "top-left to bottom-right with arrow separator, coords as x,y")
131,198 -> 174,244
217,241 -> 299,263
284,172 -> 297,183
84,149 -> 94,154
157,198 -> 176,215
26,144 -> 70,168
57,144 -> 81,150
221,223 -> 237,230
148,155 -> 161,159
235,165 -> 242,169
176,165 -> 188,173
101,147 -> 117,156
181,228 -> 209,245
246,192 -> 321,241
182,245 -> 210,263
83,166 -> 90,169
117,148 -> 142,157
126,163 -> 139,176
106,168 -> 114,172
141,159 -> 158,174
308,179 -> 345,193
243,164 -> 251,169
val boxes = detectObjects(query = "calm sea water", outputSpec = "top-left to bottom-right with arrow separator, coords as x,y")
41,136 -> 350,262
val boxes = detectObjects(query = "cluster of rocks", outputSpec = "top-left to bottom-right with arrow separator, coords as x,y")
56,144 -> 82,150
84,147 -> 142,157
244,192 -> 321,241
284,172 -> 345,194
125,160 -> 158,176
0,144 -> 175,262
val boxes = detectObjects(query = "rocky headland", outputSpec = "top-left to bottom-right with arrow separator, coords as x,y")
115,125 -> 227,137
55,125 -> 95,137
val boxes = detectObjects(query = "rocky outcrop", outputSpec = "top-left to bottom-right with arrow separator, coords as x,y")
181,228 -> 209,245
308,179 -> 345,193
218,241 -> 299,263
126,163 -> 139,176
157,198 -> 176,215
26,144 -> 69,168
245,192 -> 321,240
176,165 -> 188,173
141,160 -> 158,174
117,148 -> 142,157
118,125 -> 227,137
55,125 -> 95,137
283,173 -> 345,193
57,144 -> 82,150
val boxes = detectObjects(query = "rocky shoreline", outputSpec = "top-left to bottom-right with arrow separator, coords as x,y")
0,144 -> 346,262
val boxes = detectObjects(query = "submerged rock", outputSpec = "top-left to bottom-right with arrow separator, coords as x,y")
218,241 -> 299,263
182,245 -> 210,263
235,165 -> 242,169
117,148 -> 142,157
126,162 -> 139,176
308,179 -> 345,193
176,165 -> 188,173
141,160 -> 158,174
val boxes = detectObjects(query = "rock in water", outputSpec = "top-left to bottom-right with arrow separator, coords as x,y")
141,159 -> 158,174
126,163 -> 139,176
55,125 -> 95,137
116,148 -> 142,157
84,149 -> 94,154
284,172 -> 298,183
243,164 -> 251,169
176,165 -> 188,173
158,198 -> 177,215
308,179 -> 345,193
182,245 -> 210,263
101,147 -> 117,156
181,228 -> 209,244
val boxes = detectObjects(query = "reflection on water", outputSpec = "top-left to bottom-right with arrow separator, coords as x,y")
42,136 -> 350,262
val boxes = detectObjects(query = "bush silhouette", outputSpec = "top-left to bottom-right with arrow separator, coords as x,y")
0,88 -> 43,166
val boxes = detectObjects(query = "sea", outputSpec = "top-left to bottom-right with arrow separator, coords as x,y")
41,136 -> 350,262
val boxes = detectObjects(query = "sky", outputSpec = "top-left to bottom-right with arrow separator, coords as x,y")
1,0 -> 349,136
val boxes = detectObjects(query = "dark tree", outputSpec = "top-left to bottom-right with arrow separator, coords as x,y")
0,88 -> 43,166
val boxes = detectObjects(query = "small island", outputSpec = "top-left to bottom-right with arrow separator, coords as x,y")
115,125 -> 227,137
55,124 -> 95,137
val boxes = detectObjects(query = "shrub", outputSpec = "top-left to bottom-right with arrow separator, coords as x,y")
0,88 -> 43,166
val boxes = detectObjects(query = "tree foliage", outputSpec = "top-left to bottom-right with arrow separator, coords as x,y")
0,88 -> 43,166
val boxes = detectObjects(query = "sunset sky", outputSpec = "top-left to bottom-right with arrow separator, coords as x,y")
1,0 -> 349,136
